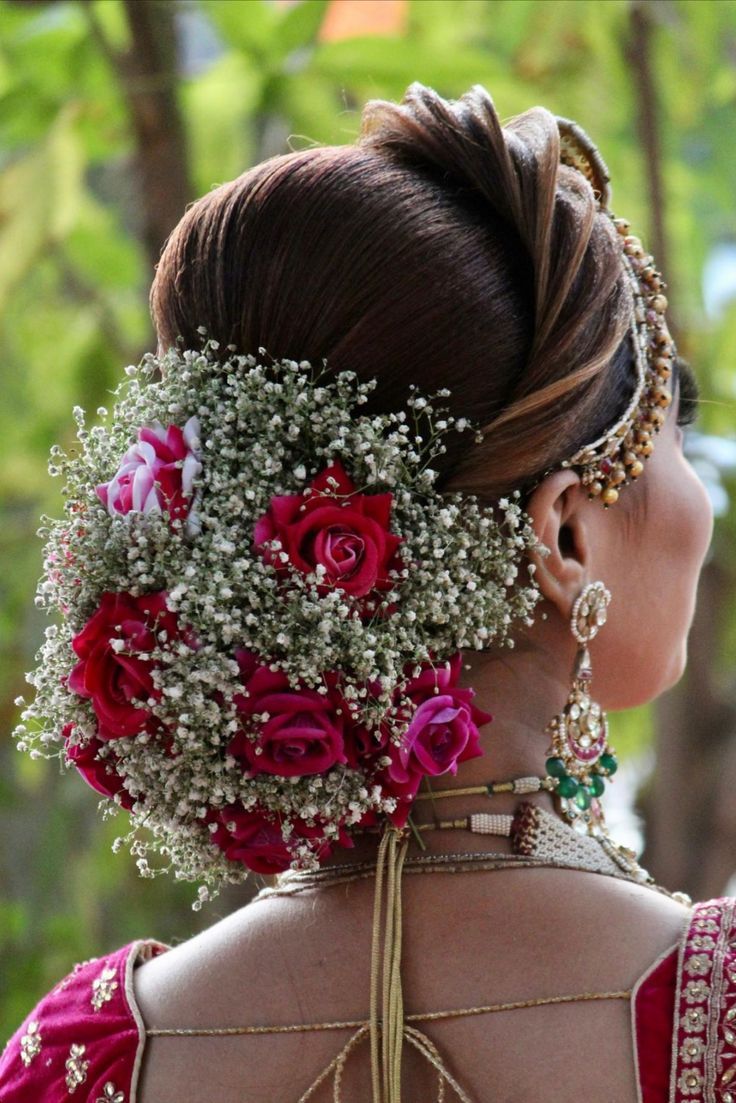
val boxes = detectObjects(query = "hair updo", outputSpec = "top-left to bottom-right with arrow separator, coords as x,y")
151,82 -> 635,504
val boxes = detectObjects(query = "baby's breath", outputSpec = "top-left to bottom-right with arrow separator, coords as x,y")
15,343 -> 545,894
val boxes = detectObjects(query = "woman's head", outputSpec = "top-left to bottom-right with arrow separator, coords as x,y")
151,82 -> 638,502
150,82 -> 713,706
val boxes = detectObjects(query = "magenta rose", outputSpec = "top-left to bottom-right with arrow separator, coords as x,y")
343,717 -> 390,769
209,805 -> 350,874
63,724 -> 133,809
253,460 -> 402,615
96,417 -> 201,526
229,650 -> 348,777
380,770 -> 426,830
68,590 -> 183,740
373,654 -> 491,827
387,653 -> 491,785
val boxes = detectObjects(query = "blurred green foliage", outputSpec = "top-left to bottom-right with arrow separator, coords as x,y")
1,0 -> 735,1040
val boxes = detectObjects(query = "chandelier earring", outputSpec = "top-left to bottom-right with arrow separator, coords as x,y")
544,581 -> 618,828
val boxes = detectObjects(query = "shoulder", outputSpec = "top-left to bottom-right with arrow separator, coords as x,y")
0,939 -> 168,1103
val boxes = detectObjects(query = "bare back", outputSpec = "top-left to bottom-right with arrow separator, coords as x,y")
134,866 -> 689,1102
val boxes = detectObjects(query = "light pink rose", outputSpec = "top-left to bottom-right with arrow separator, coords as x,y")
96,416 -> 201,529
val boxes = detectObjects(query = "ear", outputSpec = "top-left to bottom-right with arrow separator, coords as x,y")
525,469 -> 593,618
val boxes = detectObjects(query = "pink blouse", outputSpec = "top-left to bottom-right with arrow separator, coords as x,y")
2,898 -> 736,1102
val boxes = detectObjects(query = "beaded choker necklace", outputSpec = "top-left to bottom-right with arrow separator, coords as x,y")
262,776 -> 689,908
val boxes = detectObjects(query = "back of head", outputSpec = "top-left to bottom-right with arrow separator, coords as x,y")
151,82 -> 635,504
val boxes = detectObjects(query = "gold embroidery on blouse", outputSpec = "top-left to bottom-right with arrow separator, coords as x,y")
678,1067 -> 705,1095
681,1006 -> 707,1033
96,1084 -> 125,1103
91,966 -> 118,1012
19,1021 -> 42,1068
684,952 -> 710,977
65,1043 -> 90,1094
680,1036 -> 705,1063
713,903 -> 736,1102
722,1063 -> 736,1103
683,979 -> 710,1004
53,958 -> 98,995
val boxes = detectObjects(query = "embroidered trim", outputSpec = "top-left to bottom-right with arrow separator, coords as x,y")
631,939 -> 685,1103
716,903 -> 736,1102
125,939 -> 171,1103
670,899 -> 736,1102
53,958 -> 98,995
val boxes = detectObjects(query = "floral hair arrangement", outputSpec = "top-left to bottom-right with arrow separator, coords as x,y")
14,340 -> 544,899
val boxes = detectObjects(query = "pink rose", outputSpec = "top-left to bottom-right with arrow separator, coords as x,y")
374,654 -> 491,827
96,417 -> 201,528
388,653 -> 491,784
229,650 -> 348,777
68,590 -> 183,739
389,697 -> 479,781
63,724 -> 133,809
210,805 -> 350,874
254,460 -> 402,615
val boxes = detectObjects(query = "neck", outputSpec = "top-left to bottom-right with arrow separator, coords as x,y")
318,634 -> 582,869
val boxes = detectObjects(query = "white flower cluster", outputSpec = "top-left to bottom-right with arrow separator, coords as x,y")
14,342 -> 545,895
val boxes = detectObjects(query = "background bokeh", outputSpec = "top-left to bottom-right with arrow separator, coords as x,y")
1,0 -> 736,1038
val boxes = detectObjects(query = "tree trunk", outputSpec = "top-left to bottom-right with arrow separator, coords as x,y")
626,2 -> 671,308
119,0 -> 192,268
83,0 -> 193,271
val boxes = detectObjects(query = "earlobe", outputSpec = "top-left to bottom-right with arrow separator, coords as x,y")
526,470 -> 591,618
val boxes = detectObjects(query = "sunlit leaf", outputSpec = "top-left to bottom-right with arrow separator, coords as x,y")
0,104 -> 85,308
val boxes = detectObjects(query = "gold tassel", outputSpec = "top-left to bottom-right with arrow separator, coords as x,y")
299,823 -> 474,1103
368,826 -> 409,1103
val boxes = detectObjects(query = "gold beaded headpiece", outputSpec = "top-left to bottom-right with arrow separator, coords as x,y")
554,119 -> 674,507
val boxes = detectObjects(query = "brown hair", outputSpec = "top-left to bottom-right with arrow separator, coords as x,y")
151,83 -> 636,503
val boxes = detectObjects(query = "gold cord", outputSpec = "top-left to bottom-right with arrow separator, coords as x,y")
296,1025 -> 370,1103
404,1027 -> 472,1103
148,971 -> 630,1103
368,827 -> 410,1103
146,989 -> 631,1037
255,854 -> 642,900
413,784 -> 490,801
369,830 -> 389,1101
413,776 -> 553,802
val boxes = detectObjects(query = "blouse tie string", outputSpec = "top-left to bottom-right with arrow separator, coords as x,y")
370,826 -> 408,1103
